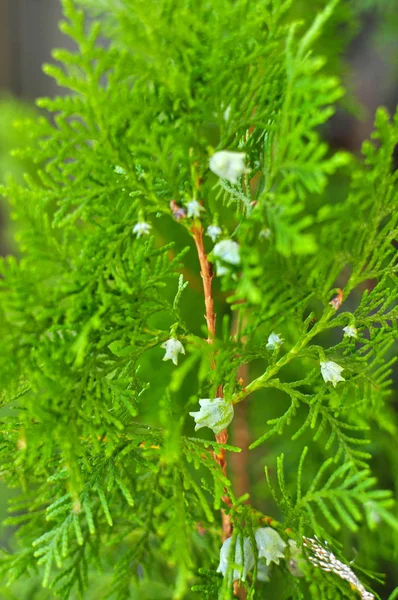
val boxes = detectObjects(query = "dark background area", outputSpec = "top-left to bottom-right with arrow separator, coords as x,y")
0,0 -> 70,99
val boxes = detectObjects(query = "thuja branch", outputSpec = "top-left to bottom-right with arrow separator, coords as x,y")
191,223 -> 233,540
232,306 -> 338,405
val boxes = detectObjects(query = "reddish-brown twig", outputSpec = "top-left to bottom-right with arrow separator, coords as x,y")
192,224 -> 233,540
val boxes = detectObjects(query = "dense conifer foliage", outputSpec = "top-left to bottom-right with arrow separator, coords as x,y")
0,1 -> 397,598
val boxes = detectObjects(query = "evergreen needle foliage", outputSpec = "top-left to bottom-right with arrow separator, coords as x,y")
0,0 -> 397,598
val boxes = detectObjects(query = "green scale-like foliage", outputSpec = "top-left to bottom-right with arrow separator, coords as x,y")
0,0 -> 397,598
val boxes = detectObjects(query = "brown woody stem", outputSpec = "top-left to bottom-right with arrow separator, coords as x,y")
192,224 -> 217,343
192,224 -> 233,540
